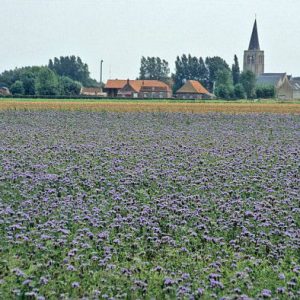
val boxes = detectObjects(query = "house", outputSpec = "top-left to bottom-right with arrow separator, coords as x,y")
289,77 -> 300,99
104,80 -> 127,97
80,87 -> 106,97
256,73 -> 293,100
175,80 -> 214,99
104,79 -> 172,98
0,86 -> 11,96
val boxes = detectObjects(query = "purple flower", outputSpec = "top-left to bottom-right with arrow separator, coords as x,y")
72,282 -> 80,288
261,289 -> 272,298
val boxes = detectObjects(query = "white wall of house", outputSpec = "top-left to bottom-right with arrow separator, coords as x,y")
293,90 -> 300,99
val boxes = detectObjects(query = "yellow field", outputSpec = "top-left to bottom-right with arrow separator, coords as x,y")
0,100 -> 300,114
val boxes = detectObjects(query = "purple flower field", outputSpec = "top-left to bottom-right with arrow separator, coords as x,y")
0,111 -> 299,299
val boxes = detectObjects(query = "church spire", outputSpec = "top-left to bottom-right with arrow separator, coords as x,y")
248,19 -> 260,50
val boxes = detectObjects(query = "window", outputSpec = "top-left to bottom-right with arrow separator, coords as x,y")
247,55 -> 255,64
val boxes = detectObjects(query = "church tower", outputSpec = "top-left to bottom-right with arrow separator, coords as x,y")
243,19 -> 264,76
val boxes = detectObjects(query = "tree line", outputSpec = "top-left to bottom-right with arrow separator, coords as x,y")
139,55 -> 275,99
0,56 -> 98,96
0,55 -> 275,98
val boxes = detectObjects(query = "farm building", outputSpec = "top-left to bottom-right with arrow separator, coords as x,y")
290,77 -> 300,99
80,87 -> 106,97
175,80 -> 214,99
104,79 -> 172,98
256,73 -> 293,100
0,86 -> 11,96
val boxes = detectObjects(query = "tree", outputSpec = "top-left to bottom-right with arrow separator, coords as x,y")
48,56 -> 90,85
198,57 -> 209,87
35,67 -> 59,96
232,55 -> 240,85
139,56 -> 170,81
173,55 -> 186,92
0,66 -> 43,95
172,55 -> 208,92
234,83 -> 246,99
10,80 -> 25,95
59,76 -> 82,95
205,56 -> 230,93
0,69 -> 20,88
215,84 -> 231,99
256,85 -> 275,98
214,69 -> 234,99
240,70 -> 256,99
20,70 -> 37,95
216,69 -> 233,87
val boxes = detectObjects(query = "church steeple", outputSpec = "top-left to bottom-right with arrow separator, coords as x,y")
243,19 -> 264,76
248,19 -> 260,50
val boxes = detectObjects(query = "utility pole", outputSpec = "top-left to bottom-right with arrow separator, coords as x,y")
100,60 -> 104,91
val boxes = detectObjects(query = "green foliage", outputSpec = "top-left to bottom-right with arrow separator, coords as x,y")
35,67 -> 59,96
0,112 -> 299,298
232,55 -> 240,85
256,85 -> 275,98
215,69 -> 235,99
59,76 -> 82,96
20,70 -> 37,95
48,56 -> 91,85
240,70 -> 256,99
0,69 -> 20,88
216,69 -> 233,87
0,66 -> 42,94
234,83 -> 246,99
173,55 -> 208,92
0,65 -> 85,96
139,56 -> 170,81
10,80 -> 25,95
215,84 -> 231,99
205,56 -> 230,92
84,78 -> 100,88
173,55 -> 240,98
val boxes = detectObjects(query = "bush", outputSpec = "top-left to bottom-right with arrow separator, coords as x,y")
10,80 -> 25,95
35,68 -> 59,96
234,83 -> 246,99
240,71 -> 256,99
256,85 -> 275,98
59,76 -> 82,96
215,84 -> 230,99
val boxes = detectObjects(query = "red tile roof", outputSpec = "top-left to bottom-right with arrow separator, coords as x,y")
105,80 -> 128,89
176,80 -> 209,95
105,80 -> 171,92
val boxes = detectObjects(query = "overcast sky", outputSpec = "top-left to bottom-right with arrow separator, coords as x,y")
1,0 -> 300,81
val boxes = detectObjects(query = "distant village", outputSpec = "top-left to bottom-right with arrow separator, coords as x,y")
1,20 -> 299,100
90,20 -> 300,100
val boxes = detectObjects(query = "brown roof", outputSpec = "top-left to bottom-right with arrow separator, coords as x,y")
105,79 -> 171,92
176,80 -> 209,95
105,80 -> 128,89
80,87 -> 102,95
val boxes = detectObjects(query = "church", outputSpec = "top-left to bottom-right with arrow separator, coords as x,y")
243,20 -> 299,99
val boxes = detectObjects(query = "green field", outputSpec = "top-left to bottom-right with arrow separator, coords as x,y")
0,111 -> 299,299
